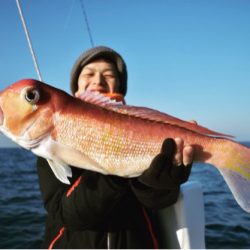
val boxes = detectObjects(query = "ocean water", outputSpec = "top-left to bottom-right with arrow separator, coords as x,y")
0,143 -> 250,249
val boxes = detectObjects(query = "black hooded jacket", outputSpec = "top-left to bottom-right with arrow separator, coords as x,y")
37,157 -> 180,249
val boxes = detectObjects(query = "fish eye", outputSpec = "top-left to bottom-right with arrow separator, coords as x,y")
21,87 -> 40,105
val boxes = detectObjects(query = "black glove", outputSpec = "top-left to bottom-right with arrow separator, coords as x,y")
138,138 -> 192,190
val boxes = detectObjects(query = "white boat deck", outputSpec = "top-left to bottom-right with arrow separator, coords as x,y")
156,181 -> 205,249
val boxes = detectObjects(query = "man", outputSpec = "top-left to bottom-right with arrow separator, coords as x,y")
37,46 -> 193,248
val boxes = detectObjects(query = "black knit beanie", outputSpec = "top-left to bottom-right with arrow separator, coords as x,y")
70,46 -> 127,96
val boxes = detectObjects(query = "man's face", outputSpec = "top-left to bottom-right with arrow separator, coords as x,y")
75,59 -> 121,97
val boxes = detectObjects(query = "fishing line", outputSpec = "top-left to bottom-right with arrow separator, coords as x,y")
16,0 -> 43,81
79,0 -> 95,47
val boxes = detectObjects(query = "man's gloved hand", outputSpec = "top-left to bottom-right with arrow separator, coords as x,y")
138,138 -> 193,190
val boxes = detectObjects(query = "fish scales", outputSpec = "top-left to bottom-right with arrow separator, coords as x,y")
55,99 -> 223,177
55,105 -> 162,176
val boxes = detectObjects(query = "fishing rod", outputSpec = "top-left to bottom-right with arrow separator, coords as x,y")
16,0 -> 43,81
16,0 -> 94,81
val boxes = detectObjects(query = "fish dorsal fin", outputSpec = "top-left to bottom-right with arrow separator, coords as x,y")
79,91 -> 124,106
79,91 -> 232,138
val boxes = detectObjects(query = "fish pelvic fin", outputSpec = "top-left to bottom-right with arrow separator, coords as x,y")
47,159 -> 72,185
218,142 -> 250,212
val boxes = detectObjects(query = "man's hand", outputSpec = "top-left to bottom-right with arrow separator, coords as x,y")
138,138 -> 194,189
172,137 -> 194,167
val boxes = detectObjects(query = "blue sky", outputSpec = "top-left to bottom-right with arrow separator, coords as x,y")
0,0 -> 249,141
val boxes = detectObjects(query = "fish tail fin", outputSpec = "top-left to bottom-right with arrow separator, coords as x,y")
218,142 -> 250,212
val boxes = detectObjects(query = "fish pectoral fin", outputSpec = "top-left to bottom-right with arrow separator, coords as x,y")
47,159 -> 72,185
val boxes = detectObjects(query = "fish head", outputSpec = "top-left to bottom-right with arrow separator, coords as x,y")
0,79 -> 55,148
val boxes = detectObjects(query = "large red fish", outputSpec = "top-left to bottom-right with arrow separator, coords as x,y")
0,79 -> 249,212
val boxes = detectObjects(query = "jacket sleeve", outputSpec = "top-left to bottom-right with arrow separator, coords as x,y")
37,157 -> 129,230
129,138 -> 193,209
129,178 -> 180,209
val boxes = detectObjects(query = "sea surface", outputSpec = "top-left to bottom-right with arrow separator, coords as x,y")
0,143 -> 250,249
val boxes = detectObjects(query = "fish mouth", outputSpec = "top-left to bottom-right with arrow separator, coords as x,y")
0,106 -> 3,126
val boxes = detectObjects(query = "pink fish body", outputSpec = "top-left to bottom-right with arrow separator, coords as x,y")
0,79 -> 250,212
